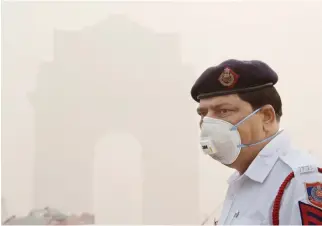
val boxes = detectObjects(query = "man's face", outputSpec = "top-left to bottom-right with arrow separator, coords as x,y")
197,94 -> 265,147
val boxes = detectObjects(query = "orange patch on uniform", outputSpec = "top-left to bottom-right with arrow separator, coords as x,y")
305,182 -> 322,209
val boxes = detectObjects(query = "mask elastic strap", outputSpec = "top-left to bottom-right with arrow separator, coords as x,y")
237,129 -> 284,148
231,108 -> 262,131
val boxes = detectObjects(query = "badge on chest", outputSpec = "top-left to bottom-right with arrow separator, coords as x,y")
305,182 -> 322,209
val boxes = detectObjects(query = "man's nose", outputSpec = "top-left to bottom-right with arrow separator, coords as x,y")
205,111 -> 217,119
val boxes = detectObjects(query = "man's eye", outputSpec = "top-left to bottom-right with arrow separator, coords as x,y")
218,109 -> 232,117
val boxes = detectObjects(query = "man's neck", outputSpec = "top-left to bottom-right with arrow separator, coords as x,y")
234,147 -> 262,175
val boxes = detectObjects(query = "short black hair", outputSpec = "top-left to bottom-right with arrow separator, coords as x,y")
237,86 -> 282,122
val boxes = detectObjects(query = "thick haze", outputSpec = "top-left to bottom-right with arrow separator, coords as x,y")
2,1 -> 322,225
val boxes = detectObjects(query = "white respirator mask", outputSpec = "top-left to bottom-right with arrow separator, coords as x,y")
200,108 -> 281,165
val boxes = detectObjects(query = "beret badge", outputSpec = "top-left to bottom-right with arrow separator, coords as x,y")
218,67 -> 239,88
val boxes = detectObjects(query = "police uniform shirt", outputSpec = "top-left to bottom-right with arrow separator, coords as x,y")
217,130 -> 322,225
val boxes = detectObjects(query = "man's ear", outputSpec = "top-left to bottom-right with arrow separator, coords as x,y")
260,105 -> 276,129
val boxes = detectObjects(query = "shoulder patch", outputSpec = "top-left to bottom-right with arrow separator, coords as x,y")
306,182 -> 322,208
299,201 -> 322,225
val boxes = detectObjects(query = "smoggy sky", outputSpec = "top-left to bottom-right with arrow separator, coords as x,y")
2,1 -> 322,224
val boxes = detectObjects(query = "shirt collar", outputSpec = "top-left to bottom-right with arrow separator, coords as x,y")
227,171 -> 240,184
227,130 -> 291,184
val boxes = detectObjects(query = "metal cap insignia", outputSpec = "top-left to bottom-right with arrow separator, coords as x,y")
218,68 -> 239,88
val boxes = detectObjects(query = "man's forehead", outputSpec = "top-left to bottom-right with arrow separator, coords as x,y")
198,94 -> 240,108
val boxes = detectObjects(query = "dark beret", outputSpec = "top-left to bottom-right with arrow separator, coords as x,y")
191,59 -> 279,102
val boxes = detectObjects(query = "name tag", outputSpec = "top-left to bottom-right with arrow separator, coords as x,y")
298,165 -> 317,174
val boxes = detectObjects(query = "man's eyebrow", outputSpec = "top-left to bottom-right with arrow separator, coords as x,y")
209,103 -> 234,110
197,103 -> 235,114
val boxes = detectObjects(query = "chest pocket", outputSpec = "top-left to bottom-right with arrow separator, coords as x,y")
230,209 -> 268,225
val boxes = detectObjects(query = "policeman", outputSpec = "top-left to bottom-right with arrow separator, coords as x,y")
191,59 -> 322,225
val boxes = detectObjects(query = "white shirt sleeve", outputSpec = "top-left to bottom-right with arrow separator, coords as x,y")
278,169 -> 322,225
